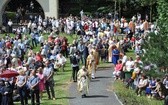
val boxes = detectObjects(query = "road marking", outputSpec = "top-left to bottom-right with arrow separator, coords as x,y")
114,92 -> 124,105
111,80 -> 124,105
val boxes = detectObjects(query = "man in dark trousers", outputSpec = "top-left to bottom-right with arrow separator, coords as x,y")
70,52 -> 80,82
83,43 -> 89,67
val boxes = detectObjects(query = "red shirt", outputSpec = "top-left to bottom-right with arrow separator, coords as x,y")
115,63 -> 123,71
131,37 -> 135,42
6,41 -> 12,48
35,54 -> 43,62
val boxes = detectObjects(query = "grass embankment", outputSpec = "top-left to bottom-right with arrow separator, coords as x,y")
113,50 -> 164,105
113,81 -> 164,105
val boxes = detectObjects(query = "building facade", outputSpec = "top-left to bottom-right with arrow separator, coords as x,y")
0,0 -> 59,27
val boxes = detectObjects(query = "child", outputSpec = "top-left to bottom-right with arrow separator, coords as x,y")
113,60 -> 123,80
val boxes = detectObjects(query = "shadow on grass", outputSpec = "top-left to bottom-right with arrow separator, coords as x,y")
56,83 -> 67,86
85,95 -> 109,98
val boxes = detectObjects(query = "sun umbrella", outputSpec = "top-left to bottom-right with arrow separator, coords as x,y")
0,70 -> 19,78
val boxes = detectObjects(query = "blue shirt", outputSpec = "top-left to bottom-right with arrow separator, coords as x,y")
28,75 -> 40,89
43,67 -> 53,77
17,75 -> 26,86
43,67 -> 54,81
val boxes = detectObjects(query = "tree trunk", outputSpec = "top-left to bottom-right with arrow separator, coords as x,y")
114,0 -> 117,18
150,5 -> 152,22
119,0 -> 121,19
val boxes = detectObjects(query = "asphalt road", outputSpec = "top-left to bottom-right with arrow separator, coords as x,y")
69,67 -> 123,105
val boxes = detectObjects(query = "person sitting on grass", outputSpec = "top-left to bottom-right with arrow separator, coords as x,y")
113,60 -> 123,80
55,53 -> 67,72
153,78 -> 167,100
145,77 -> 156,98
126,66 -> 141,89
135,74 -> 148,96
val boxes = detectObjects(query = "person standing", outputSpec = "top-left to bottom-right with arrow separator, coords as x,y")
112,46 -> 120,66
1,81 -> 13,105
87,51 -> 96,79
70,52 -> 80,82
43,61 -> 56,100
37,67 -> 45,100
16,70 -> 28,105
83,43 -> 89,67
28,70 -> 40,105
77,66 -> 89,98
77,41 -> 84,64
7,19 -> 13,33
31,32 -> 37,48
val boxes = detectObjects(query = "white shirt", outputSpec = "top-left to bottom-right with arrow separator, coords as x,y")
8,21 -> 13,26
139,79 -> 148,86
125,61 -> 134,71
163,79 -> 168,89
58,56 -> 67,64
122,55 -> 128,64
39,35 -> 44,43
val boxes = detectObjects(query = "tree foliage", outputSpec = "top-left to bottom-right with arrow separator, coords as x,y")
142,0 -> 168,69
139,0 -> 157,6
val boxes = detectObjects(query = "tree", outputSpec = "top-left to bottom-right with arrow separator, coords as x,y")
142,0 -> 168,70
139,0 -> 157,22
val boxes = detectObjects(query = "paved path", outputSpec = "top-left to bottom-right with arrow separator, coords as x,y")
69,67 -> 122,105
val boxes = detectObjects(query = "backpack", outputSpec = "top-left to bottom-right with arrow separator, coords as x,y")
70,55 -> 78,65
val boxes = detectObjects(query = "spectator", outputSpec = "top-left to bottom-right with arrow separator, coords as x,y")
28,70 -> 40,105
43,61 -> 55,100
70,52 -> 80,82
16,70 -> 28,105
56,53 -> 67,72
145,77 -> 156,98
112,46 -> 120,66
113,60 -> 123,80
1,80 -> 13,105
7,19 -> 13,33
135,75 -> 148,96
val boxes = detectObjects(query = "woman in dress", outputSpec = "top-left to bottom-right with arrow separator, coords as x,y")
77,66 -> 89,98
112,46 -> 120,66
37,67 -> 45,100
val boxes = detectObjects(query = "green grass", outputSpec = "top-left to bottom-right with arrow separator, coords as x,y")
113,81 -> 164,105
126,50 -> 136,59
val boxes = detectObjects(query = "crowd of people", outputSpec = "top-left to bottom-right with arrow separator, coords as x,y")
0,10 -> 166,105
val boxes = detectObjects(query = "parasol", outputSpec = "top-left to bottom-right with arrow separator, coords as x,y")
0,70 -> 19,78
